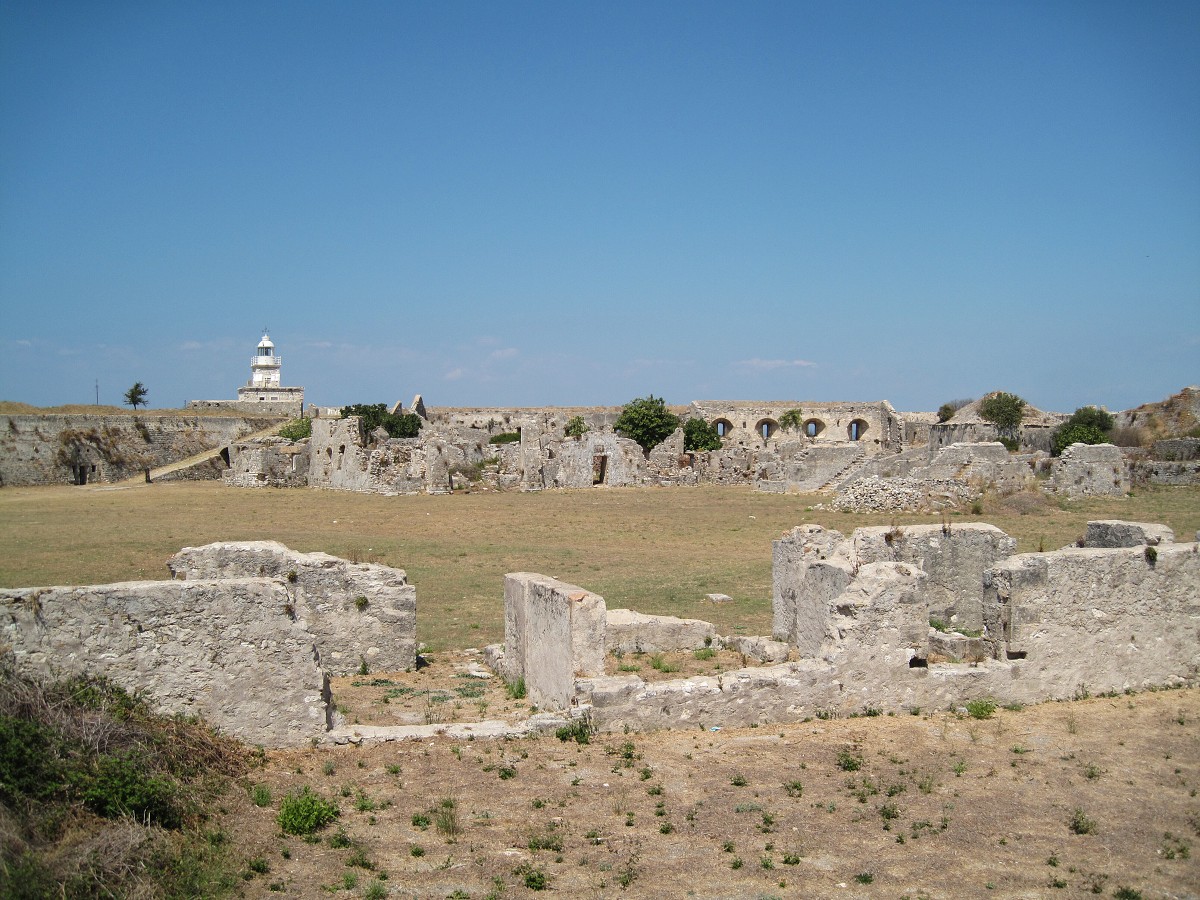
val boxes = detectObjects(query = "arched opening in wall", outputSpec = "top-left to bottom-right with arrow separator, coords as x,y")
804,419 -> 825,439
848,419 -> 868,441
713,418 -> 732,438
755,419 -> 779,440
219,447 -> 231,467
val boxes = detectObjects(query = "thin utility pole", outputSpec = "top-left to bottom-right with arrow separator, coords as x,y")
95,379 -> 99,405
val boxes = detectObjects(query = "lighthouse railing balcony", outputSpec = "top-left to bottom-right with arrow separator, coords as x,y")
250,355 -> 282,367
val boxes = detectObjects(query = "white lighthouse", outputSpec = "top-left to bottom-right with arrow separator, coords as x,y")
233,331 -> 305,413
249,333 -> 282,389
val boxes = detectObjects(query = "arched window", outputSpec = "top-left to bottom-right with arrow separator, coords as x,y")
804,419 -> 825,438
848,419 -> 868,441
756,419 -> 779,440
713,418 -> 732,438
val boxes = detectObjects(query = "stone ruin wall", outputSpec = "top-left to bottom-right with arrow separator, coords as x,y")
496,520 -> 1199,734
0,543 -> 417,747
0,413 -> 283,486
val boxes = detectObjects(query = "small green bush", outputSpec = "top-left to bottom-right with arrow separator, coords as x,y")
564,416 -> 588,438
1069,808 -> 1098,835
277,786 -> 339,835
251,784 -> 272,807
965,699 -> 997,720
555,718 -> 592,745
505,677 -> 526,700
836,749 -> 863,772
341,404 -> 421,439
277,417 -> 312,441
779,408 -> 805,431
83,751 -> 183,829
489,431 -> 521,445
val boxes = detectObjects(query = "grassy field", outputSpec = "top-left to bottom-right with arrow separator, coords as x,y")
1,480 -> 1197,651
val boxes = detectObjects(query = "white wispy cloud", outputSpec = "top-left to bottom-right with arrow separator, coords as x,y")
488,347 -> 519,361
736,358 -> 817,371
443,367 -> 467,381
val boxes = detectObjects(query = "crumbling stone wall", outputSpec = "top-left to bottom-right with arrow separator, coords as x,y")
500,573 -> 605,710
985,543 -> 1200,696
580,524 -> 1198,732
225,437 -> 309,487
168,541 -> 416,675
1084,520 -> 1175,548
0,579 -> 333,746
605,609 -> 717,654
0,414 -> 278,486
851,523 -> 1016,632
1047,443 -> 1129,498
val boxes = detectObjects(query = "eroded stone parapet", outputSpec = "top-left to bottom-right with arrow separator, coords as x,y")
605,608 -> 716,654
503,573 -> 605,710
1084,520 -> 1175,548
0,579 -> 332,746
169,541 -> 416,675
722,635 -> 791,663
852,523 -> 1016,633
984,543 -> 1200,697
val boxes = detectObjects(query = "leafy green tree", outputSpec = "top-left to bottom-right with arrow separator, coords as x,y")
778,409 -> 804,432
123,382 -> 148,410
683,418 -> 721,452
564,415 -> 589,438
341,404 -> 422,439
1051,406 -> 1114,456
614,396 -> 680,453
977,392 -> 1026,446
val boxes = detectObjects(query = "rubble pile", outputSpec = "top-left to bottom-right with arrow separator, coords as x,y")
827,476 -> 978,512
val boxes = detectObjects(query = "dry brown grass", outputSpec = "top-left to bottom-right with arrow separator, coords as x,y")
224,685 -> 1199,899
1,481 -> 1197,651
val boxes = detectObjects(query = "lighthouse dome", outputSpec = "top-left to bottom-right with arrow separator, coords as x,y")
257,334 -> 275,351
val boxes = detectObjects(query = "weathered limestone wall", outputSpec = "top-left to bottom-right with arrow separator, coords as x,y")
771,525 -> 854,654
225,437 -> 309,488
690,400 -> 903,454
605,609 -> 717,654
582,530 -> 1199,732
1047,443 -> 1129,498
851,523 -> 1017,632
0,414 -> 279,486
0,579 -> 333,746
168,541 -> 416,674
912,442 -> 1033,495
984,543 -> 1200,696
756,443 -> 866,493
187,397 -> 303,418
1085,520 -> 1175,548
502,573 -> 605,710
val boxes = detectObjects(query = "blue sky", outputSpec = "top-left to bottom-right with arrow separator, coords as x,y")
2,1 -> 1196,414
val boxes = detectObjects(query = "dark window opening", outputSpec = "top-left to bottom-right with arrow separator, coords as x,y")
219,447 -> 231,467
756,419 -> 778,440
908,656 -> 928,668
713,418 -> 732,437
592,454 -> 608,485
848,419 -> 868,441
1006,650 -> 1027,660
804,419 -> 825,438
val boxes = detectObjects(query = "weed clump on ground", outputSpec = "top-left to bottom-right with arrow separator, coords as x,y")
278,787 -> 340,835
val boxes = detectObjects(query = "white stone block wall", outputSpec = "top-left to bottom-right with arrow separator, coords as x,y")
169,541 -> 417,674
0,579 -> 332,746
502,573 -> 605,710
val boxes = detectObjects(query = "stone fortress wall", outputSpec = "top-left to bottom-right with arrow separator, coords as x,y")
0,413 -> 284,486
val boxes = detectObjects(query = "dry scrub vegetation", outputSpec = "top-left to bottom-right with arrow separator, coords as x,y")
1,481 -> 1198,897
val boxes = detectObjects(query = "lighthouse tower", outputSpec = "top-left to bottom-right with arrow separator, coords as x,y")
249,333 -> 282,388
233,331 -> 305,414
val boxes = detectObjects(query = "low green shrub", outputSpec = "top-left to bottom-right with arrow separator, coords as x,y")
489,432 -> 521,445
277,417 -> 312,441
277,787 -> 339,835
